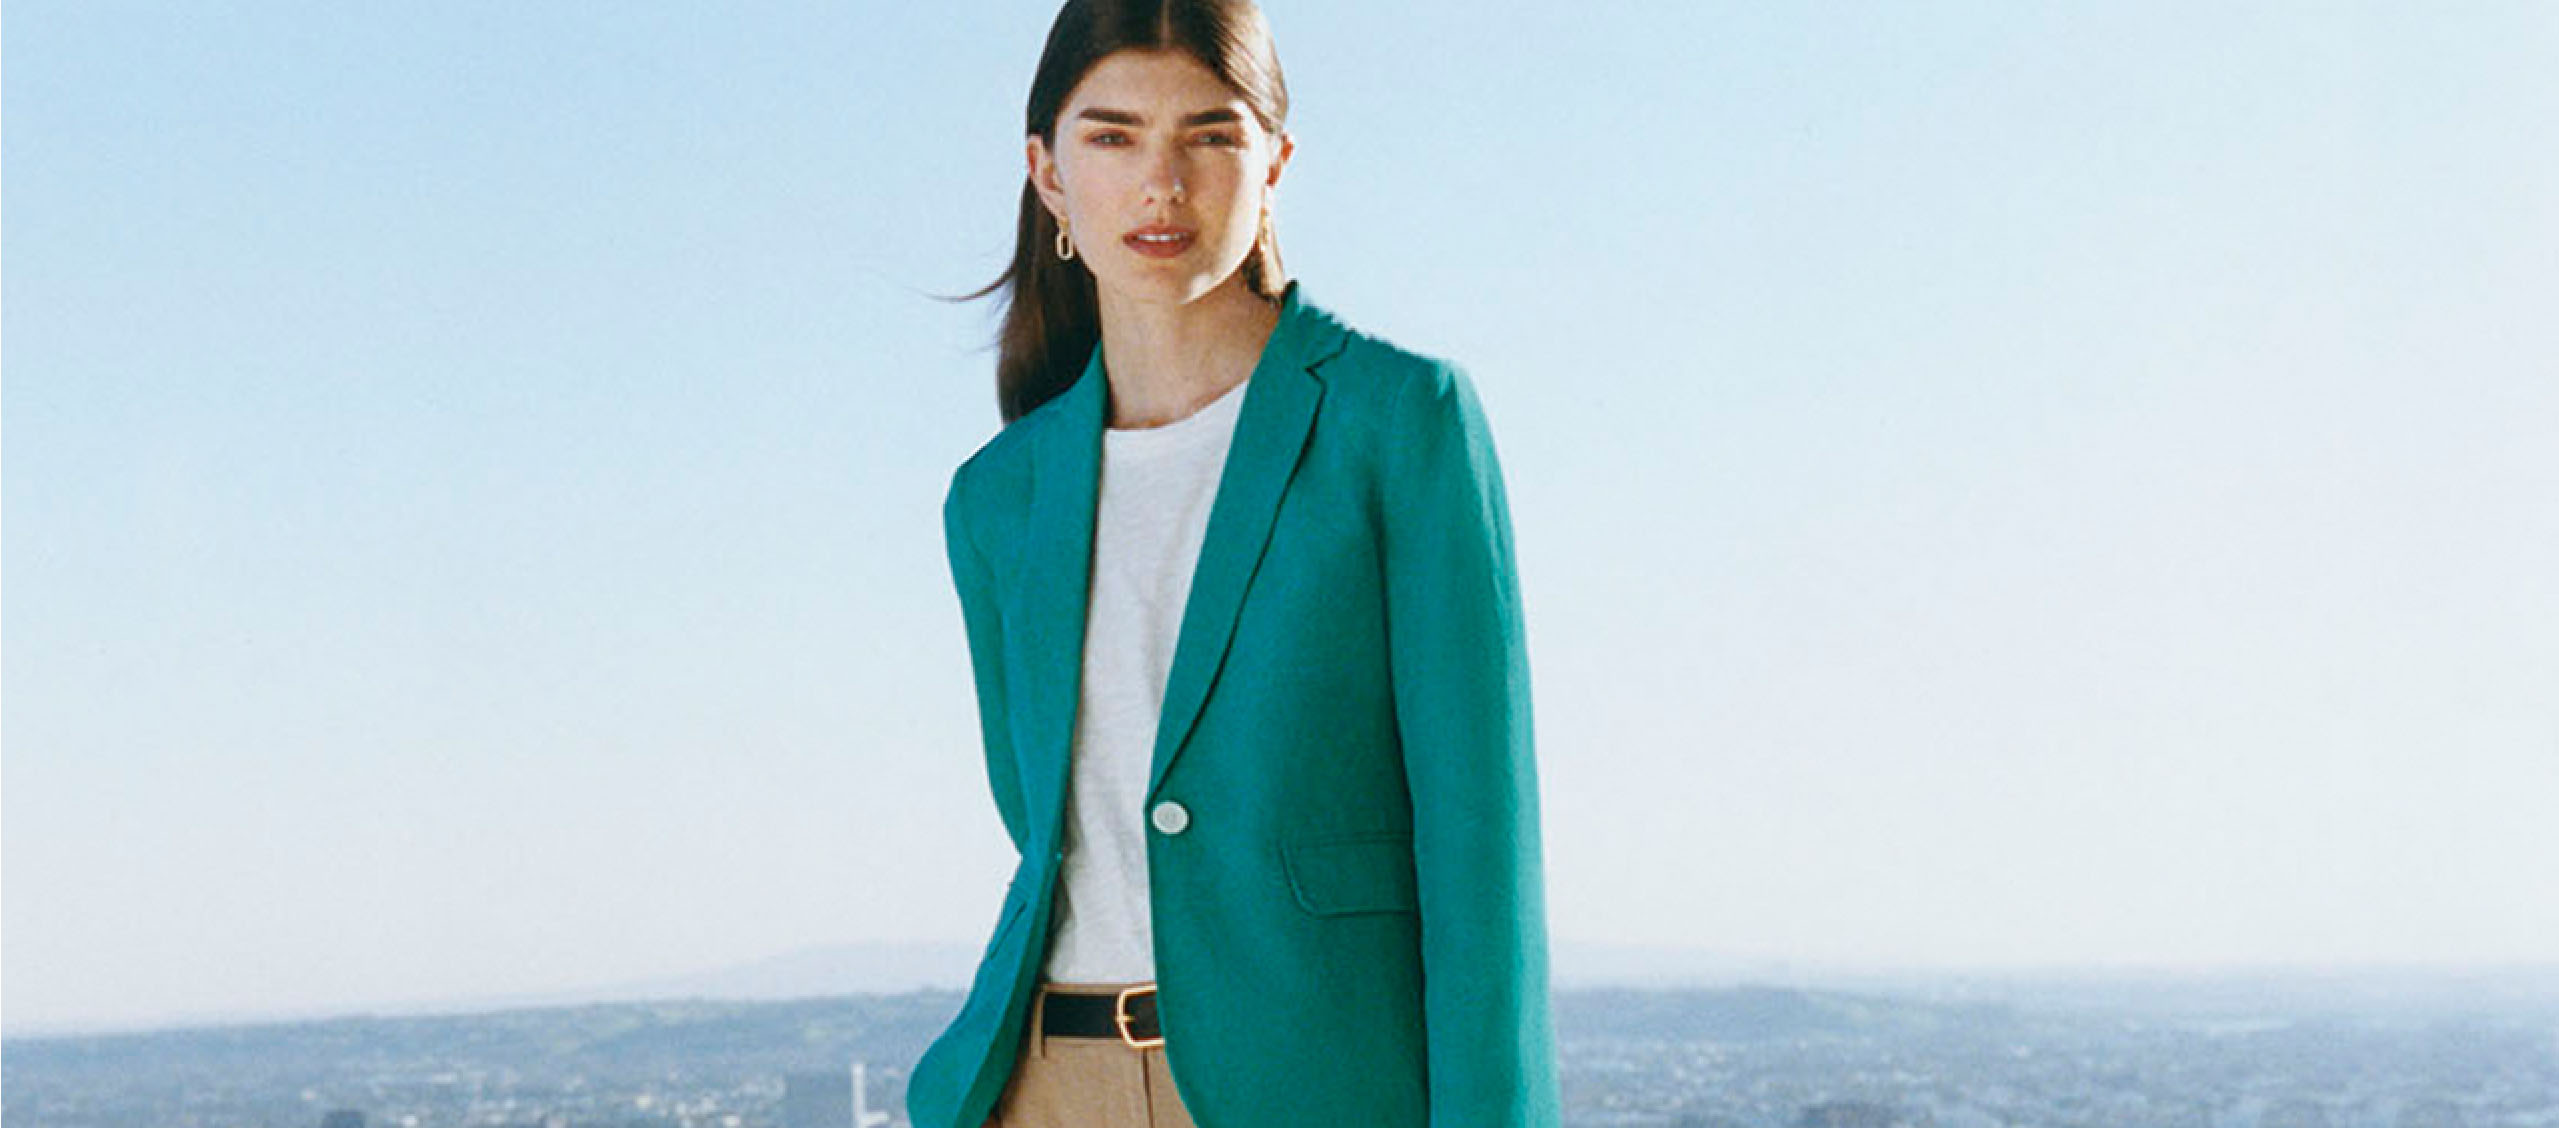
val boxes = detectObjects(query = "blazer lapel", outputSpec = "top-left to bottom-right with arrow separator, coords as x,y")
1021,352 -> 1107,851
1146,315 -> 1327,800
1146,285 -> 1340,803
1019,282 -> 1350,845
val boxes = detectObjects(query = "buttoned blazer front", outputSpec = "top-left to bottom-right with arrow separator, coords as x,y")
906,280 -> 1560,1128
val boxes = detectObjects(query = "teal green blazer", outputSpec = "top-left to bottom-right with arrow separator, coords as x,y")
906,280 -> 1559,1128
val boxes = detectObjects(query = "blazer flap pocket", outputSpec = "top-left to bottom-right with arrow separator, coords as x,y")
1284,831 -> 1419,917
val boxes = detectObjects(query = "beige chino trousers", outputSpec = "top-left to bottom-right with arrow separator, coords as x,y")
983,981 -> 1202,1128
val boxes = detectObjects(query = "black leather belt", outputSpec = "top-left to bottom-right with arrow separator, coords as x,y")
1041,983 -> 1163,1048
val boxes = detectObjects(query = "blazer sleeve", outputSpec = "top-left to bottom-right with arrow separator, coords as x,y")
1379,362 -> 1563,1127
944,466 -> 1031,855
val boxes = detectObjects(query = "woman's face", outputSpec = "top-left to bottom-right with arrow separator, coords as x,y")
1028,48 -> 1291,308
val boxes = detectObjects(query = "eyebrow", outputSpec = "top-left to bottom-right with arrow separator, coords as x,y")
1074,106 -> 1245,128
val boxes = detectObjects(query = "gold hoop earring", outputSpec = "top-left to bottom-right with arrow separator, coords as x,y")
1054,220 -> 1076,262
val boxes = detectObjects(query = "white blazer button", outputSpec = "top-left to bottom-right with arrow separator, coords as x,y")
1150,801 -> 1191,835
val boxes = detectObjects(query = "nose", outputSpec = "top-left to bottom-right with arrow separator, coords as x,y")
1143,157 -> 1187,206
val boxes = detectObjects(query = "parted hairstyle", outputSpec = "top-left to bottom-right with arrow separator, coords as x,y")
956,0 -> 1291,424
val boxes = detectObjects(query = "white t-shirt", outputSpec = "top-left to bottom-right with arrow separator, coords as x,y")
1041,375 -> 1250,984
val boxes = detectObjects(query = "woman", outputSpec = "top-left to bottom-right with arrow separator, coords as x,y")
906,2 -> 1559,1126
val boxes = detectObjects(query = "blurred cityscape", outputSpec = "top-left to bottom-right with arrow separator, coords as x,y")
5,980 -> 2554,1128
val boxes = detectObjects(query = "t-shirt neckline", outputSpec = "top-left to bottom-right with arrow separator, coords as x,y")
1103,377 -> 1250,451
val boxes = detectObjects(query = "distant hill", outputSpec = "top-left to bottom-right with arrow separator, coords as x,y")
1555,984 -> 2016,1042
0,991 -> 969,1087
6,937 -> 1788,1038
510,938 -> 985,1006
0,983 -> 1974,1064
13,937 -> 2550,1040
13,978 -> 2546,1128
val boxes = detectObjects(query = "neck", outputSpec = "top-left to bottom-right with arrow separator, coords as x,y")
1095,275 -> 1286,430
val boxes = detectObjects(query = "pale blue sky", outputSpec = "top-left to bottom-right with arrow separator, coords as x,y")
8,1 -> 2556,1035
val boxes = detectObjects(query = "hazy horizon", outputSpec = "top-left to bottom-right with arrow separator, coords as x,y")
11,936 -> 2555,1042
8,3 -> 2556,1034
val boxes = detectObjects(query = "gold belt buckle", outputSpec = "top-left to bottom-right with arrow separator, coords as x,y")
1114,983 -> 1164,1049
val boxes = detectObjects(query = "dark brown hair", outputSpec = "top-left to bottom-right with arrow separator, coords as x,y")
954,0 -> 1291,424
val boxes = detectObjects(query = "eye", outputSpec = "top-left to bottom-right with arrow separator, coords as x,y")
1195,131 -> 1242,147
1086,131 -> 1129,147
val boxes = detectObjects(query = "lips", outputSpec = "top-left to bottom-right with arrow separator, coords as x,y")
1124,224 -> 1196,258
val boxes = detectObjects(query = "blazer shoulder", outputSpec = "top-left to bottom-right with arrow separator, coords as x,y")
944,392 -> 1064,525
946,422 -> 1044,557
1316,312 -> 1472,424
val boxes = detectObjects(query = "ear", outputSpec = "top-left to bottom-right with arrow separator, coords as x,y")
1026,135 -> 1069,222
1264,130 -> 1295,191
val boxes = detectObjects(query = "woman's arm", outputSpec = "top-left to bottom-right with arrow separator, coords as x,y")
945,467 -> 1031,855
1379,361 -> 1563,1128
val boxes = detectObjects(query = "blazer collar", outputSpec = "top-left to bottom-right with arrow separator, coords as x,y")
1018,280 -> 1350,848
